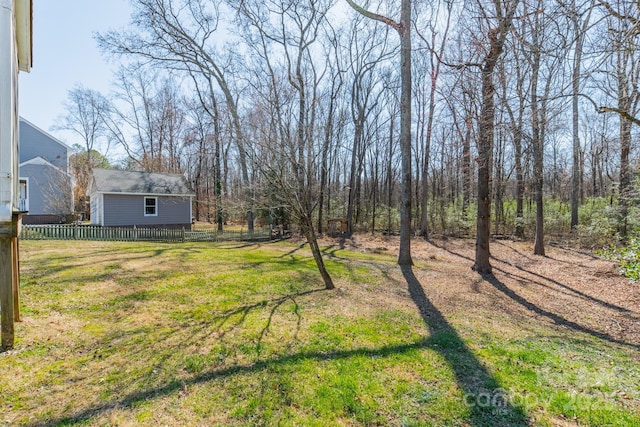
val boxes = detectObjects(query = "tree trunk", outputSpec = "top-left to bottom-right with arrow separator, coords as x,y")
303,216 -> 334,290
212,96 -> 224,231
494,129 -> 505,235
533,135 -> 545,255
473,2 -> 517,271
570,0 -> 589,230
502,59 -> 525,239
371,151 -> 379,234
397,0 -> 413,266
346,0 -> 410,250
617,42 -> 633,241
317,85 -> 338,235
531,50 -> 545,256
387,115 -> 394,235
462,110 -> 472,224
474,30 -> 502,274
514,122 -> 524,239
346,127 -> 358,236
619,117 -> 631,240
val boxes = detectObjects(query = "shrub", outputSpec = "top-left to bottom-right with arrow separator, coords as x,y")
599,237 -> 640,282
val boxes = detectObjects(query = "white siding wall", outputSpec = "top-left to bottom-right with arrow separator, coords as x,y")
90,193 -> 103,226
0,0 -> 19,224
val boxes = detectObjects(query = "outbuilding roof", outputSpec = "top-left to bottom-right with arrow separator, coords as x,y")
91,169 -> 194,196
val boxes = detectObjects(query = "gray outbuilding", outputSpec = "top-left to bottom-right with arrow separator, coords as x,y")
89,169 -> 195,229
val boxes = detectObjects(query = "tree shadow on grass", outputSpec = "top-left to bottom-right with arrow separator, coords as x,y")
202,288 -> 322,353
429,241 -> 640,350
29,340 -> 528,427
493,239 -> 611,273
401,266 -> 530,426
489,253 -> 633,314
491,241 -> 627,310
24,271 -> 531,427
30,341 -> 430,427
483,273 -> 640,351
320,244 -> 399,287
70,287 -> 326,398
278,242 -> 307,259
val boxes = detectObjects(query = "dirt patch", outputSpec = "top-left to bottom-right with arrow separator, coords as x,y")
320,235 -> 640,348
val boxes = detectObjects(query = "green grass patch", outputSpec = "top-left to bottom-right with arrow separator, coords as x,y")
0,239 -> 637,426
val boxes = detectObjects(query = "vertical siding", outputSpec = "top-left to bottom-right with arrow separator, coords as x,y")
103,194 -> 191,227
0,3 -> 19,224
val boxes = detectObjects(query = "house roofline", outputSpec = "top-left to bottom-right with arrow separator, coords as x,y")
19,117 -> 72,152
20,156 -> 56,168
19,156 -> 71,175
20,157 -> 73,182
94,191 -> 195,198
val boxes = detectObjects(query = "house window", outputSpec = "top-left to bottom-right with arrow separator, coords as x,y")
144,197 -> 158,216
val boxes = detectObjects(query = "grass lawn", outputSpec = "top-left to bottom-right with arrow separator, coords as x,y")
1,238 -> 639,426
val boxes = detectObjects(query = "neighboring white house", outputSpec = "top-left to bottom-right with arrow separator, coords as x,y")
18,118 -> 74,224
89,169 -> 195,229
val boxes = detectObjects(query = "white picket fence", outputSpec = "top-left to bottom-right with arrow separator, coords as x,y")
20,224 -> 275,243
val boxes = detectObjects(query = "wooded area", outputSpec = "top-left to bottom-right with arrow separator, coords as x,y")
59,0 -> 640,269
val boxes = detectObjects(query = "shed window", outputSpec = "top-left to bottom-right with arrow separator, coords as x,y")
144,197 -> 158,216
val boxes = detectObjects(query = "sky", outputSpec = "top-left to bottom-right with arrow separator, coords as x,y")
18,0 -> 350,156
18,0 -> 132,149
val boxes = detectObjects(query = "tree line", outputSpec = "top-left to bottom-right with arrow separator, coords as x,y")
59,0 -> 640,280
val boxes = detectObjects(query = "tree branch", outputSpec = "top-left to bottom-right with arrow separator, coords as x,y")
345,0 -> 401,32
577,92 -> 640,126
597,0 -> 640,30
439,59 -> 482,70
599,106 -> 640,126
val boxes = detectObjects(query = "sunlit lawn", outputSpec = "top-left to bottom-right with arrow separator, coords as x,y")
0,239 -> 638,426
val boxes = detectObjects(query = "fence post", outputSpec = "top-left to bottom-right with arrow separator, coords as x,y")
181,227 -> 185,243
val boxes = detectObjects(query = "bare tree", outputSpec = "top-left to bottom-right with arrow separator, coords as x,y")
317,27 -> 346,235
69,146 -> 110,218
498,45 -> 527,239
97,0 -> 255,232
565,0 -> 595,229
608,1 -> 640,241
589,0 -> 640,240
471,0 -> 518,274
524,0 -> 548,256
415,0 -> 453,239
40,166 -> 74,222
234,0 -> 336,289
345,17 -> 393,235
55,84 -> 109,215
347,0 -> 414,266
101,64 -> 188,174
